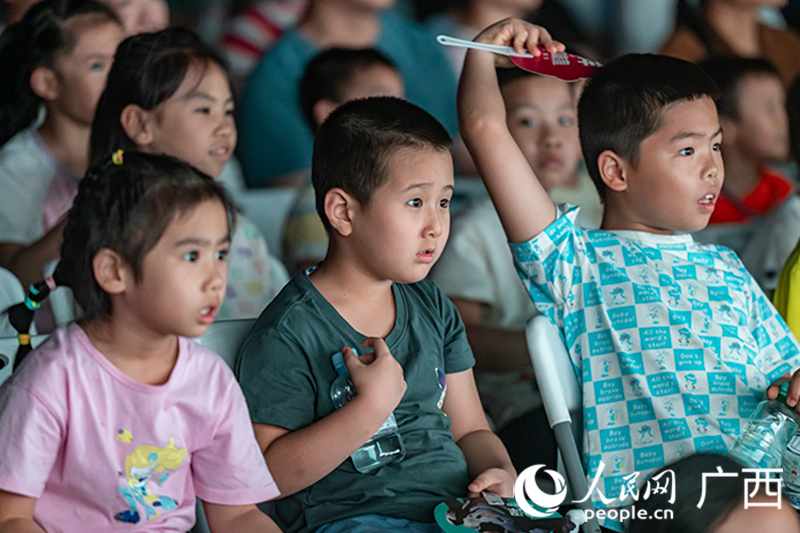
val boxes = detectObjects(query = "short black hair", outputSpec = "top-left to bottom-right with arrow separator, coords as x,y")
299,47 -> 399,133
312,96 -> 451,231
699,56 -> 780,119
497,66 -> 542,89
578,54 -> 719,201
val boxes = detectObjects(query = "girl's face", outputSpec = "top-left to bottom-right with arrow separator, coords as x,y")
143,61 -> 235,179
49,16 -> 125,126
122,198 -> 230,339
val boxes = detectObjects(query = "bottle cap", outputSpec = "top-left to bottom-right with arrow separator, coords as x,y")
778,382 -> 791,404
331,350 -> 350,377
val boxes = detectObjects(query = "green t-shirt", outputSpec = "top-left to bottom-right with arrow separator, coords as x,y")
236,272 -> 475,533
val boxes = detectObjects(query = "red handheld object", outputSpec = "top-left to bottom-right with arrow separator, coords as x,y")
510,46 -> 601,82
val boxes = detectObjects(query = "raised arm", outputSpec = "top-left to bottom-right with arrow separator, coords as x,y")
457,19 -> 562,243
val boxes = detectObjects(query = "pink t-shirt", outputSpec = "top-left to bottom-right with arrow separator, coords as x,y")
0,324 -> 279,532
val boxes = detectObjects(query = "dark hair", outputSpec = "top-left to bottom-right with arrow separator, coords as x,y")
311,96 -> 451,231
789,74 -> 800,162
5,151 -> 236,370
699,56 -> 780,119
0,0 -> 118,147
577,54 -> 719,201
497,66 -> 544,89
299,47 -> 398,133
90,27 -> 230,164
627,453 -> 746,533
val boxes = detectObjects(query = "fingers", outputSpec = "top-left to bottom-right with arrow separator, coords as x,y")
361,337 -> 390,358
767,372 -> 791,401
487,19 -> 564,57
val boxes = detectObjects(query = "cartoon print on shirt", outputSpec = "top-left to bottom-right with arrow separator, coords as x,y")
606,407 -> 619,426
114,435 -> 187,524
630,377 -> 644,396
436,368 -> 447,410
619,333 -> 634,351
719,399 -> 730,416
662,398 -> 676,417
638,424 -> 654,444
684,374 -> 697,392
678,327 -> 691,346
705,268 -> 721,283
695,417 -> 709,433
647,306 -> 660,324
654,352 -> 667,370
610,287 -> 627,305
667,287 -> 681,307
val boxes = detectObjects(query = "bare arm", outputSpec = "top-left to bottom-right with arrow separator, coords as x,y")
458,19 -> 562,244
203,502 -> 281,533
253,338 -> 406,497
443,369 -> 516,497
0,491 -> 45,533
0,218 -> 66,288
451,298 -> 531,373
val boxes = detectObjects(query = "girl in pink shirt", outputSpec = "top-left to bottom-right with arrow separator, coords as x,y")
0,152 -> 281,532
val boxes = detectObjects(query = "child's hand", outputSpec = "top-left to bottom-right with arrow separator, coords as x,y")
467,467 -> 516,498
473,18 -> 565,68
343,338 -> 407,414
767,368 -> 800,408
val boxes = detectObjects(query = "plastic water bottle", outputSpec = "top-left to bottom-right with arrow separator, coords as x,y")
782,432 -> 800,509
330,350 -> 406,473
729,382 -> 798,470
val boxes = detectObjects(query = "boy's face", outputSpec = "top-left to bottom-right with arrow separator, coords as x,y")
501,76 -> 581,192
622,96 -> 724,234
122,198 -> 230,339
731,73 -> 789,162
349,146 -> 454,284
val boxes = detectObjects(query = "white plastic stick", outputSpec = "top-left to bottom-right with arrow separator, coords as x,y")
436,35 -> 534,58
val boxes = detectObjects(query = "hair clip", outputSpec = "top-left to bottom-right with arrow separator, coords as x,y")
112,149 -> 124,166
18,333 -> 31,346
23,295 -> 41,311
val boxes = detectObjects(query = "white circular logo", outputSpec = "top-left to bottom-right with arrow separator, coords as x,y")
514,465 -> 568,518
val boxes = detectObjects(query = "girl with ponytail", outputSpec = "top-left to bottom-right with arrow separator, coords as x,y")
0,151 -> 282,533
0,0 -> 123,289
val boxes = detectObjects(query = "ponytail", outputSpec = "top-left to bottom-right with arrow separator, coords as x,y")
5,274 -> 62,370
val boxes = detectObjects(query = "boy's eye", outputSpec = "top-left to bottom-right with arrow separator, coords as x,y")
216,249 -> 229,261
196,107 -> 211,114
439,198 -> 450,209
408,198 -> 422,208
558,116 -> 574,127
225,107 -> 235,116
521,118 -> 537,127
90,62 -> 104,71
712,142 -> 721,152
679,147 -> 694,156
184,251 -> 198,262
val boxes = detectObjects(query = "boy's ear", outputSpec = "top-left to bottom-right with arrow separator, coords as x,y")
312,99 -> 339,129
324,187 -> 356,237
92,248 -> 132,295
597,150 -> 628,193
29,67 -> 59,101
120,104 -> 155,147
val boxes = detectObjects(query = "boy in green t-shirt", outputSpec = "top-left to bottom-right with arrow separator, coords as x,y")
236,96 -> 516,533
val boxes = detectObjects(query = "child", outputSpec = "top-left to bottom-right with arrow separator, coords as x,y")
458,18 -> 800,531
0,0 -> 124,289
626,454 -> 800,533
236,96 -> 516,533
99,0 -> 168,36
431,68 -> 599,470
90,28 -> 287,320
283,46 -> 405,274
0,152 -> 281,532
695,56 -> 798,291
236,0 -> 459,187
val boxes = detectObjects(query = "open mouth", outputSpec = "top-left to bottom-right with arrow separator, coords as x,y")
210,147 -> 230,159
698,193 -> 716,205
417,249 -> 435,262
200,304 -> 218,323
